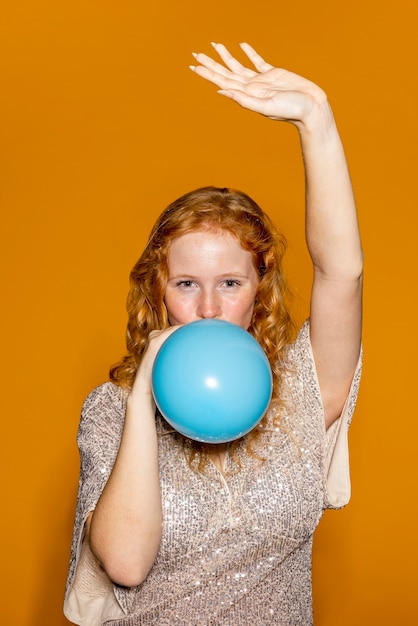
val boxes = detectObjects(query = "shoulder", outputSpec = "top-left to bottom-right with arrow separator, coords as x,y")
280,319 -> 323,412
81,381 -> 127,415
282,320 -> 313,369
77,382 -> 128,447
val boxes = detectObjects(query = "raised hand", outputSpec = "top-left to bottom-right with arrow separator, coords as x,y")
190,42 -> 328,127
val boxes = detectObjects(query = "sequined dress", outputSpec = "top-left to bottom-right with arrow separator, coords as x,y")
64,322 -> 362,625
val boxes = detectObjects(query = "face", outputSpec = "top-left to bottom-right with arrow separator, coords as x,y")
164,230 -> 259,330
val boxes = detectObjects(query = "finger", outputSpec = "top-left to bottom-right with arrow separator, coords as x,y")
211,42 -> 258,78
239,42 -> 274,73
191,63 -> 250,91
192,51 -> 234,80
148,326 -> 179,353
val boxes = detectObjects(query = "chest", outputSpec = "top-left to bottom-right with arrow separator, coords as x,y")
156,426 -> 325,569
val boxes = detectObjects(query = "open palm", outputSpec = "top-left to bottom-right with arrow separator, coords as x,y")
192,42 -> 328,124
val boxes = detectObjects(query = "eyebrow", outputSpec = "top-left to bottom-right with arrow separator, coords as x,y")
168,272 -> 251,280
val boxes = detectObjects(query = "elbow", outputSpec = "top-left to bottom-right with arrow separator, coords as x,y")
354,252 -> 364,282
89,532 -> 162,588
87,512 -> 163,588
352,245 -> 364,283
313,263 -> 364,287
93,545 -> 159,588
104,561 -> 154,588
313,246 -> 364,283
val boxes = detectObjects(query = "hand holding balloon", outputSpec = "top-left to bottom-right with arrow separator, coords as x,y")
152,319 -> 272,443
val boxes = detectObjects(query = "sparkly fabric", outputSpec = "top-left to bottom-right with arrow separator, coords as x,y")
64,321 -> 362,625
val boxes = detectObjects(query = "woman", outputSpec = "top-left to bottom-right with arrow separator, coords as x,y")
64,43 -> 363,625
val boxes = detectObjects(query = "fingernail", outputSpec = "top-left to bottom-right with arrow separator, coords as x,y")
211,41 -> 217,47
189,65 -> 196,71
192,52 -> 198,59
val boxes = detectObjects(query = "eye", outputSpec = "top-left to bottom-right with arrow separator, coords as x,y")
175,280 -> 195,288
223,279 -> 241,288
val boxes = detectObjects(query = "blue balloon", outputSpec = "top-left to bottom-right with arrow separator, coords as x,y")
152,319 -> 272,443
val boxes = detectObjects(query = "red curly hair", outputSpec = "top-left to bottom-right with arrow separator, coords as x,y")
110,186 -> 296,467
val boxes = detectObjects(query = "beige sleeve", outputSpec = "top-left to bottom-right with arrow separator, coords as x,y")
64,522 -> 125,625
323,354 -> 362,509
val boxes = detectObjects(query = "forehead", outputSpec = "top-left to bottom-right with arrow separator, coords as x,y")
167,230 -> 254,269
169,229 -> 244,254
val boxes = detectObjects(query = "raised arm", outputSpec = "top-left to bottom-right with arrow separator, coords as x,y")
191,43 -> 363,428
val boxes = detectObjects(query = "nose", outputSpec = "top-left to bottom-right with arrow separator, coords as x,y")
196,289 -> 222,319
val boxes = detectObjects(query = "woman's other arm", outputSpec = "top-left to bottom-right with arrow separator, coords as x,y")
191,43 -> 363,428
88,328 -> 177,587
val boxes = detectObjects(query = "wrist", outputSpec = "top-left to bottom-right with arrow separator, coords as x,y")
128,381 -> 155,410
295,98 -> 335,134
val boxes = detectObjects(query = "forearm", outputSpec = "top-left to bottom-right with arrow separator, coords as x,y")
89,387 -> 162,587
297,101 -> 363,280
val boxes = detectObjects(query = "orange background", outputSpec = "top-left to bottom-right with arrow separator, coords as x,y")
1,1 -> 417,624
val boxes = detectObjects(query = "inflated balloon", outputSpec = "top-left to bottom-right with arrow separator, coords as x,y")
152,319 -> 272,443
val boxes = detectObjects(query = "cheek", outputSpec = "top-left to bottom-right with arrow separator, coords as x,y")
164,292 -> 191,323
230,295 -> 257,326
